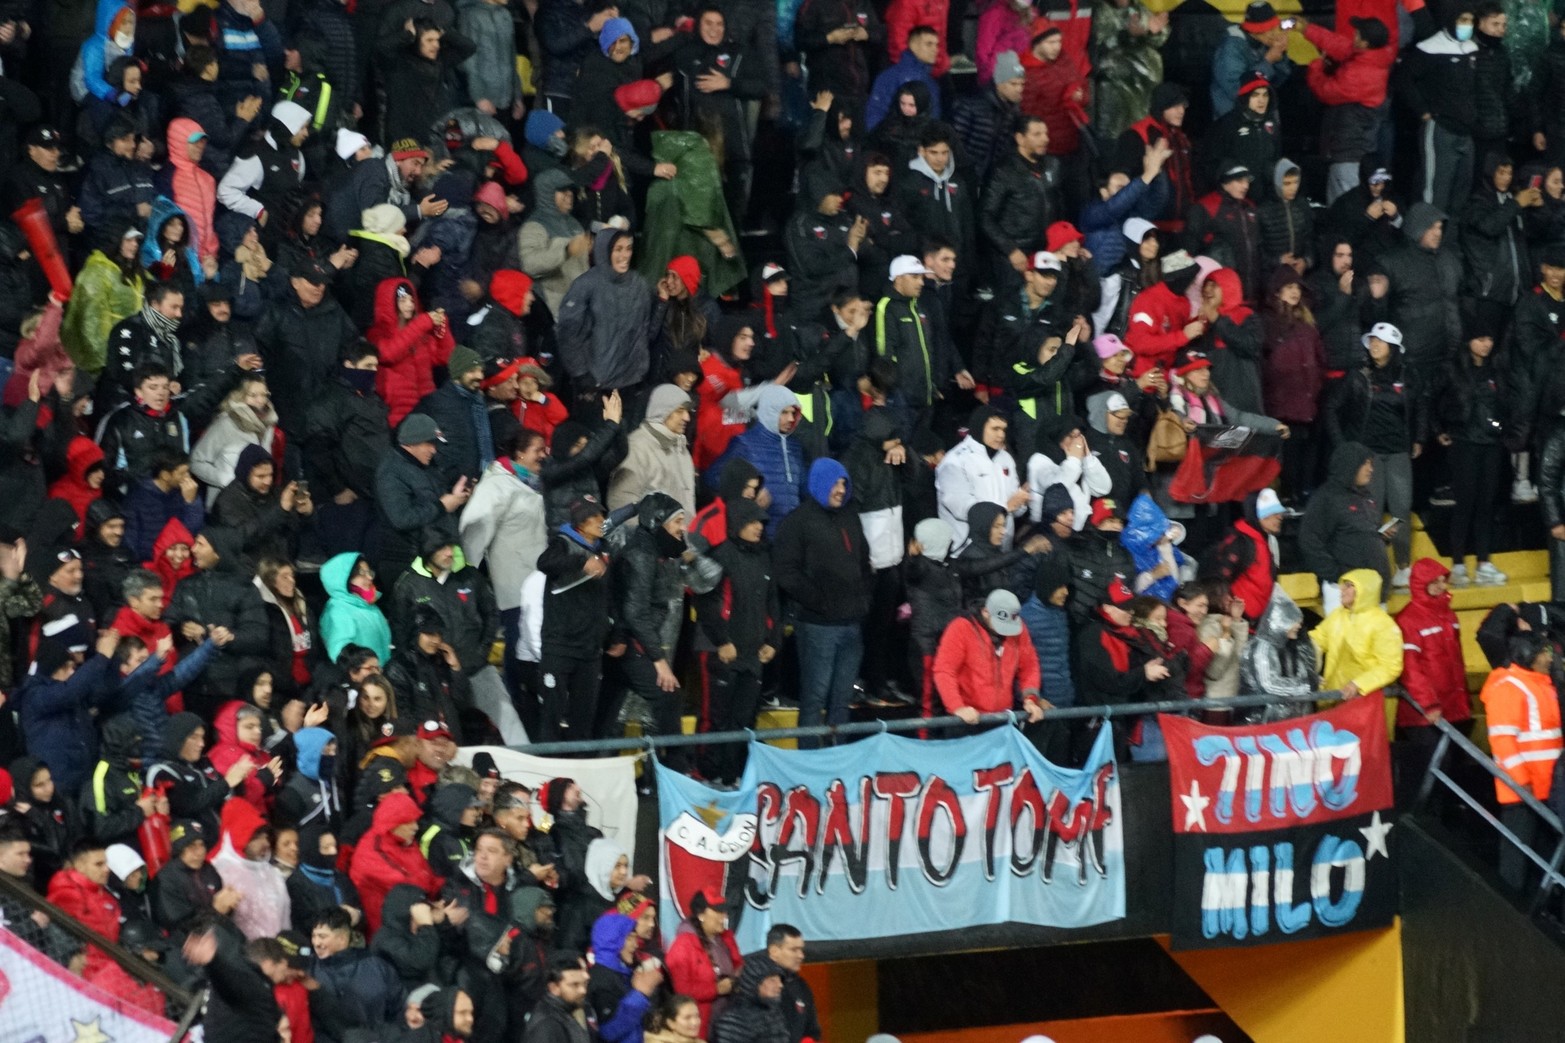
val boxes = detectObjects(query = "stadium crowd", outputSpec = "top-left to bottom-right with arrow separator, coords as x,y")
0,0 -> 1564,1034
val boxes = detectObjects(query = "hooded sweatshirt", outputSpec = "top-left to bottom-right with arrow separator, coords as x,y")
371,278 -> 457,427
773,458 -> 872,623
1240,585 -> 1318,714
556,230 -> 655,392
725,384 -> 806,535
1297,441 -> 1390,586
208,701 -> 275,811
166,119 -> 219,263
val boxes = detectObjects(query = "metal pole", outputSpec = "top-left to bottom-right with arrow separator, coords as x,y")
166,986 -> 207,1043
504,691 -> 1335,757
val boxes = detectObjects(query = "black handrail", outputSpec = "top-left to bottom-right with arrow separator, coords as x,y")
0,869 -> 197,1011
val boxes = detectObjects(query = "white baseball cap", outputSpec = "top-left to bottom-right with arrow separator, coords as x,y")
889,255 -> 933,279
1123,217 -> 1157,243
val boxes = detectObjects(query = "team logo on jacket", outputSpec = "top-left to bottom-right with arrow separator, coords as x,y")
856,11 -> 867,22
812,225 -> 826,239
1118,450 -> 1130,464
716,54 -> 731,67
457,587 -> 471,603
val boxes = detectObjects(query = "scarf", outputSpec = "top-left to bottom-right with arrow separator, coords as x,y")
297,861 -> 342,900
456,384 -> 495,465
499,456 -> 540,490
143,305 -> 180,352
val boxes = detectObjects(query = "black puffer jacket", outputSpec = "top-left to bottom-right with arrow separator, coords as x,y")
1382,202 -> 1463,367
1471,28 -> 1513,142
374,446 -> 461,578
1061,528 -> 1135,625
80,715 -> 146,849
144,712 -> 230,839
541,419 -> 624,529
979,151 -> 1062,261
163,528 -> 273,698
1296,440 -> 1389,585
696,500 -> 781,659
713,955 -> 791,1043
1461,157 -> 1528,307
1437,351 -> 1512,447
953,501 -> 1034,604
370,882 -> 454,987
255,286 -> 360,435
304,371 -> 392,502
616,491 -> 697,660
386,645 -> 472,741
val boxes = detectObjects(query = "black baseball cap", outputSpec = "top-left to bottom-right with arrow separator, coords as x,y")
25,125 -> 63,148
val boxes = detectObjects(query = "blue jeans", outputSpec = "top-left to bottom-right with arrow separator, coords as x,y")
1129,716 -> 1168,764
795,622 -> 862,749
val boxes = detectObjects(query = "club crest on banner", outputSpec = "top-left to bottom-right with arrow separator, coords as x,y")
657,726 -> 1125,951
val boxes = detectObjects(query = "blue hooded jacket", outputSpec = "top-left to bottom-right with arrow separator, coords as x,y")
807,457 -> 850,507
294,727 -> 333,782
598,17 -> 640,56
722,385 -> 806,536
1119,493 -> 1190,603
142,196 -> 207,288
590,913 -> 651,1043
72,0 -> 134,104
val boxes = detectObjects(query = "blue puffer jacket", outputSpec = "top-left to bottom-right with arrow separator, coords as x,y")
123,638 -> 220,762
1119,493 -> 1190,603
318,552 -> 393,662
71,0 -> 133,104
721,386 -> 807,537
1019,596 -> 1075,706
1080,177 -> 1154,277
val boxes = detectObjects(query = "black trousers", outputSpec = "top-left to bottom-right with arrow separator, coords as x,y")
536,650 -> 602,744
624,651 -> 690,770
1447,440 -> 1505,563
698,652 -> 764,783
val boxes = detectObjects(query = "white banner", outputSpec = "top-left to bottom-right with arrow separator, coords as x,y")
0,925 -> 176,1043
457,746 -> 640,865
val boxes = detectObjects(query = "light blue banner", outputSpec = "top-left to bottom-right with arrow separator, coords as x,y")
656,725 -> 1124,951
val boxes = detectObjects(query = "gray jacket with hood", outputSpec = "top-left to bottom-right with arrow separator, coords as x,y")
556,229 -> 655,392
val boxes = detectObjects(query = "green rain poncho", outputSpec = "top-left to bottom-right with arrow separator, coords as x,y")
637,131 -> 747,297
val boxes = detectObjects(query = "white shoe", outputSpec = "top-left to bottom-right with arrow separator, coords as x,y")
1449,564 -> 1471,587
1476,562 -> 1509,586
1513,479 -> 1540,504
1391,566 -> 1411,590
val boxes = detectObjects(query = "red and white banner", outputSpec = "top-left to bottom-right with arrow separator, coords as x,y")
0,924 -> 176,1043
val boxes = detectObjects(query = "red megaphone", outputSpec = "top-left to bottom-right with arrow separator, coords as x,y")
10,198 -> 72,302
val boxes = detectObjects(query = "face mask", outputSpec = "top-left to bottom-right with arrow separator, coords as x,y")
1454,23 -> 1474,40
342,367 -> 377,393
546,136 -> 569,159
301,844 -> 336,870
316,753 -> 336,781
114,30 -> 134,49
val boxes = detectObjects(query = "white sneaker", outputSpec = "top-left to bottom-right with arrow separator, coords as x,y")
1449,563 -> 1471,587
1476,562 -> 1509,586
1391,566 -> 1411,590
1513,479 -> 1540,504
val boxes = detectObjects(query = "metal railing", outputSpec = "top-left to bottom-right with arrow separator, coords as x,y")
0,868 -> 202,1039
505,691 -> 1331,756
1402,693 -> 1565,914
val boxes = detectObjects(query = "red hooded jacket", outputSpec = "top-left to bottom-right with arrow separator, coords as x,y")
1395,558 -> 1471,727
208,701 -> 275,811
1020,46 -> 1090,156
146,518 -> 196,599
48,437 -> 106,527
694,352 -> 749,471
369,278 -> 456,427
1125,281 -> 1198,375
349,792 -> 442,936
1303,22 -> 1395,109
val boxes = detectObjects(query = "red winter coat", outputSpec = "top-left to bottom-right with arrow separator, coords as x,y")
517,391 -> 569,443
350,792 -> 442,936
1165,607 -> 1215,700
369,278 -> 457,427
48,437 -> 106,528
47,867 -> 124,981
885,0 -> 950,76
1262,311 -> 1328,423
694,353 -> 749,471
933,613 -> 1042,714
146,517 -> 196,599
1019,49 -> 1090,156
1304,22 -> 1395,108
1395,558 -> 1471,728
4,298 -> 70,408
665,921 -> 743,1038
1125,281 -> 1197,375
167,117 -> 219,262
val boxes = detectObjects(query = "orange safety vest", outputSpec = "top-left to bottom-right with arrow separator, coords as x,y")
1479,664 -> 1564,804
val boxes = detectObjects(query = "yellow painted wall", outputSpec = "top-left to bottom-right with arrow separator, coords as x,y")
1161,922 -> 1406,1043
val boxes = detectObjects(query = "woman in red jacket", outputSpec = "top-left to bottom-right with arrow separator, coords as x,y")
694,315 -> 769,471
663,888 -> 743,1039
1395,558 -> 1472,789
349,791 -> 441,937
369,277 -> 456,427
208,701 -> 282,812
